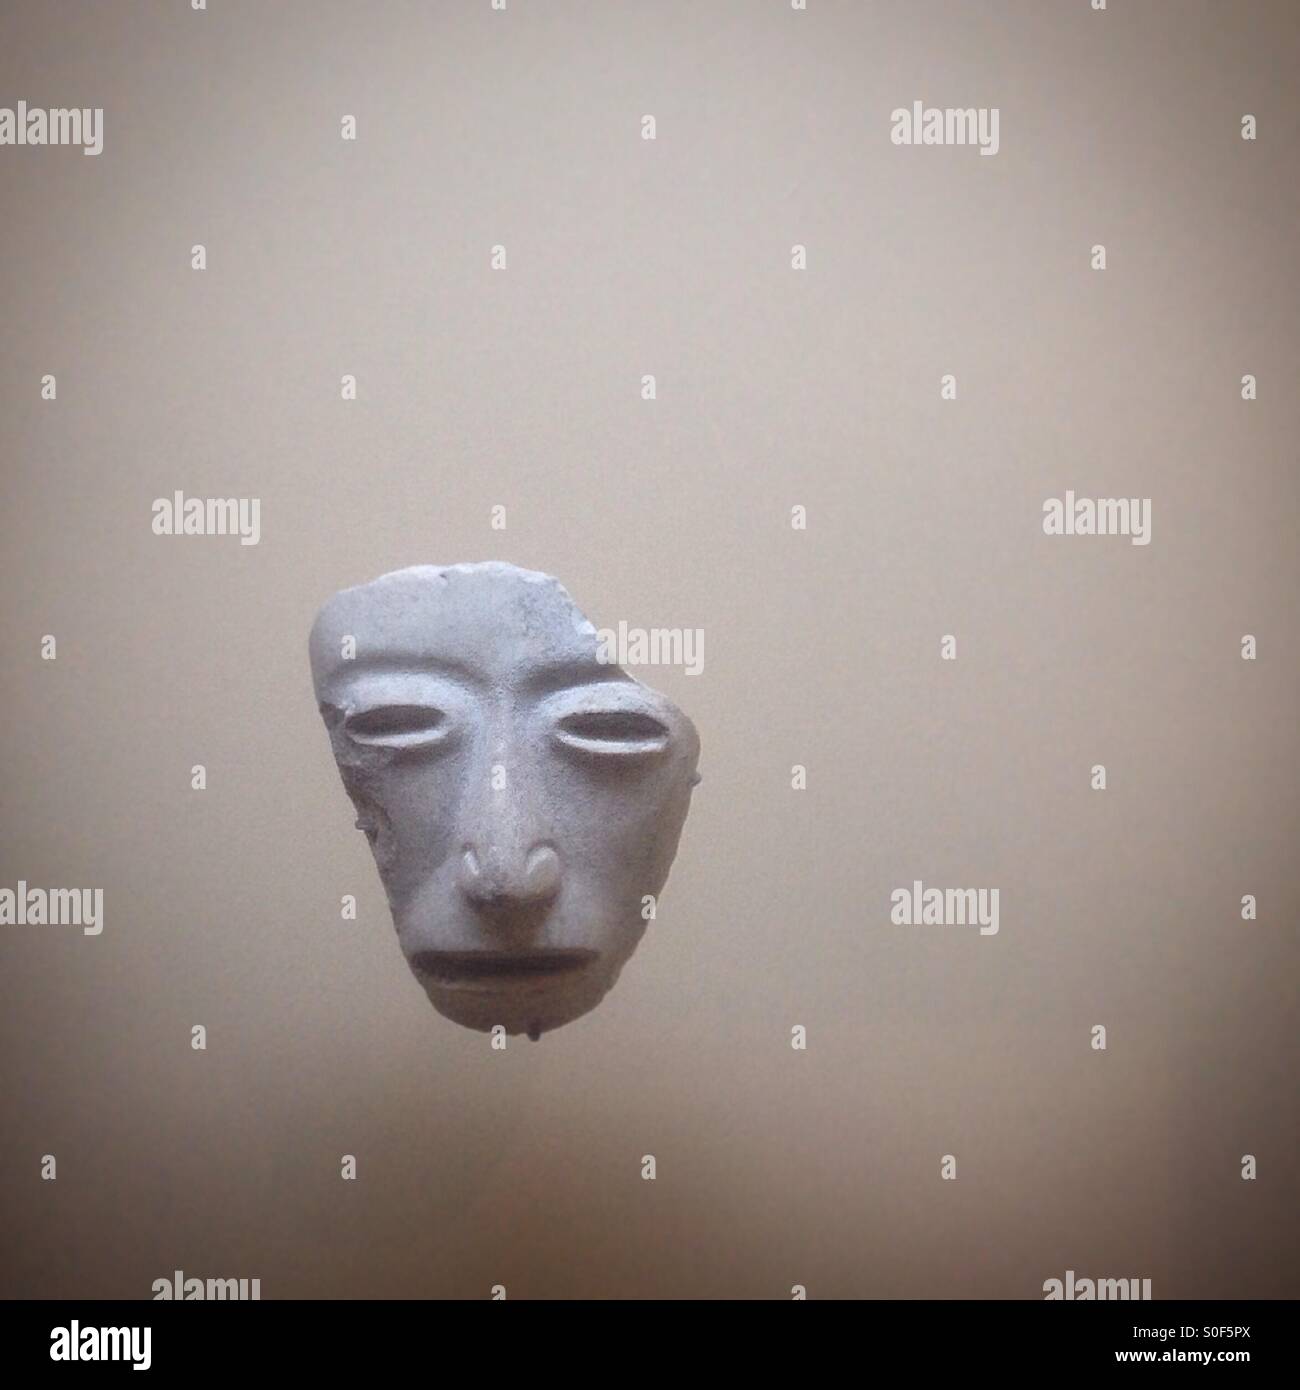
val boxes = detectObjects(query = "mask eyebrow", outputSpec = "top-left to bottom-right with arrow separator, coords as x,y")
521,660 -> 632,697
321,652 -> 481,690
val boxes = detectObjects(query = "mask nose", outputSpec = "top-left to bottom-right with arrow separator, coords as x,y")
457,731 -> 561,925
458,841 -> 561,922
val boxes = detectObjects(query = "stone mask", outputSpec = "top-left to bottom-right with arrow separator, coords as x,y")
309,563 -> 701,1039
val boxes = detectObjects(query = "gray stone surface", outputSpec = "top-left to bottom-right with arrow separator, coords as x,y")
309,562 -> 701,1038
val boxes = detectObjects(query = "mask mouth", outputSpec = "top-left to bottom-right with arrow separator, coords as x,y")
410,947 -> 598,985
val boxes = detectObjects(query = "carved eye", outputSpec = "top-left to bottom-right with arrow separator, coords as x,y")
346,705 -> 447,748
554,710 -> 669,756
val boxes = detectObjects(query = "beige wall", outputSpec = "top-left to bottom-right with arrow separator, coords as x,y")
1,0 -> 1296,1298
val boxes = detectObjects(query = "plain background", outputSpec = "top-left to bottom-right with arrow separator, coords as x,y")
1,0 -> 1296,1298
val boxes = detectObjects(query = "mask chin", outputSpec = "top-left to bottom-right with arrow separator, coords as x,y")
412,958 -> 620,1040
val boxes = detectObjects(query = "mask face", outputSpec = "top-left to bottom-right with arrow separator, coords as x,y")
309,563 -> 701,1039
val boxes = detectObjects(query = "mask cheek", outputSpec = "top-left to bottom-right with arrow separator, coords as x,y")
542,873 -> 646,976
336,765 -> 459,894
335,765 -> 399,876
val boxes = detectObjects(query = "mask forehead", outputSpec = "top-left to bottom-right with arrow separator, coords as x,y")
310,562 -> 604,698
